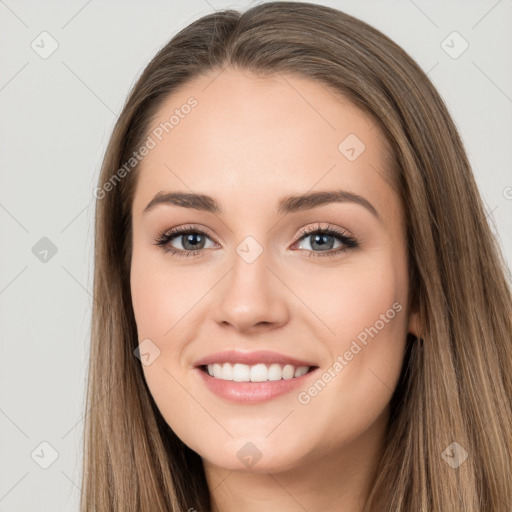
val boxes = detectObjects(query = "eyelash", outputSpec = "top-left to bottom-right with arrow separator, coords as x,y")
153,223 -> 359,259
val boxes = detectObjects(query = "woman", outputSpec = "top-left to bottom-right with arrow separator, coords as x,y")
83,2 -> 512,510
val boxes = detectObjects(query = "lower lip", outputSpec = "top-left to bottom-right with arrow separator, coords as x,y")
195,367 -> 318,404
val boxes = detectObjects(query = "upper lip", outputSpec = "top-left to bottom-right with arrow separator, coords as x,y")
193,350 -> 318,368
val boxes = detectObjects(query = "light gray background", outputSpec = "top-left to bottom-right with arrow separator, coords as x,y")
1,0 -> 511,510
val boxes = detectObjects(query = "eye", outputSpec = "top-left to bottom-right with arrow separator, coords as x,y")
153,222 -> 359,258
292,223 -> 359,258
153,224 -> 218,257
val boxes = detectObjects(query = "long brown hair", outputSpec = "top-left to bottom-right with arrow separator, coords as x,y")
82,2 -> 512,510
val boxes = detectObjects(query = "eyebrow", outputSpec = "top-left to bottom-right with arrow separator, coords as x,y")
143,190 -> 380,220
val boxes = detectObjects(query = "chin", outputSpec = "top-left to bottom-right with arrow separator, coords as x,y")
196,435 -> 312,474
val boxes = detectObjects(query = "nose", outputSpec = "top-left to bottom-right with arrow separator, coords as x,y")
213,246 -> 290,334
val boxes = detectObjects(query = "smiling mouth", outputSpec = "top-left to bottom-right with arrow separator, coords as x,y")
199,362 -> 318,383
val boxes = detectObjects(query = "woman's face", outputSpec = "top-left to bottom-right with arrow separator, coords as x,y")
130,69 -> 419,474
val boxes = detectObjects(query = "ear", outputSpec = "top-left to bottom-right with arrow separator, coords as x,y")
407,308 -> 421,338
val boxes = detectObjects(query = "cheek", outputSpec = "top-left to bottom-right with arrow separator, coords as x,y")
130,246 -> 212,408
130,245 -> 208,340
130,248 -> 205,446
294,250 -> 407,346
292,251 -> 409,436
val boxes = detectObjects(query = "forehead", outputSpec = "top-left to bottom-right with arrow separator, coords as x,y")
133,68 -> 396,219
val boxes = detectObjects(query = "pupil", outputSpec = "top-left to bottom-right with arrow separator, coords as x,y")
311,234 -> 334,251
183,233 -> 205,250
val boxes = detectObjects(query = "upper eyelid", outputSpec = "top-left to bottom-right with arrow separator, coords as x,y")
165,224 -> 219,242
157,223 -> 360,260
163,223 -> 352,245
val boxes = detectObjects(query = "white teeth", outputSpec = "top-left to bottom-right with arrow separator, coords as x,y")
282,364 -> 294,380
213,363 -> 222,379
205,362 -> 310,382
250,363 -> 268,382
294,366 -> 309,377
233,363 -> 250,382
221,362 -> 233,380
268,363 -> 282,381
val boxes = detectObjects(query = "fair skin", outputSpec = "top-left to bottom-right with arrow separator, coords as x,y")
130,68 -> 420,511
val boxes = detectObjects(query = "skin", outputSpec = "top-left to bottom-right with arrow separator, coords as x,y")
130,68 -> 420,512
